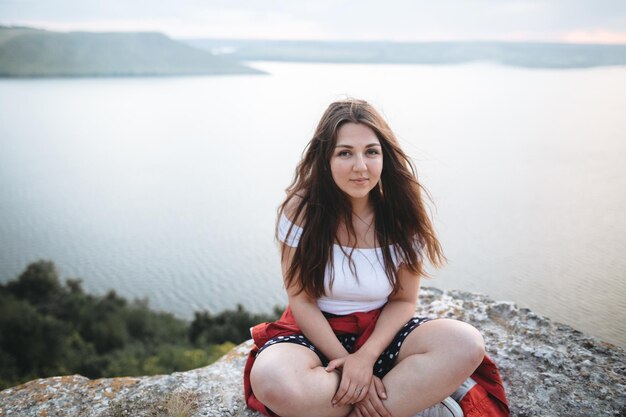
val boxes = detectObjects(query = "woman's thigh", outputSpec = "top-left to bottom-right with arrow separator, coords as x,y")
250,342 -> 324,388
250,342 -> 348,417
252,343 -> 322,369
394,318 -> 485,365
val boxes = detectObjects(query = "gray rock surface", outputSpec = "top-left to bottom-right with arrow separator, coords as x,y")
1,287 -> 624,417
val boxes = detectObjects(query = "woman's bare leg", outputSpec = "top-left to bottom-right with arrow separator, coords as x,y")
250,343 -> 352,417
348,318 -> 485,417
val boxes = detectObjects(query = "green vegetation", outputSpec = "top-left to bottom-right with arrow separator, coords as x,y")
0,26 -> 265,77
187,38 -> 626,69
0,260 -> 281,390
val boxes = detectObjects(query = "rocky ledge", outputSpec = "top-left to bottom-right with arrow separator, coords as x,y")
1,287 -> 624,417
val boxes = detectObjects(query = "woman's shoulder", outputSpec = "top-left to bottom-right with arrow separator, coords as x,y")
278,194 -> 306,247
283,194 -> 306,227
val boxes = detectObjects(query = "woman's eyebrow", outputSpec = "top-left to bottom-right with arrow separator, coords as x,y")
335,143 -> 381,148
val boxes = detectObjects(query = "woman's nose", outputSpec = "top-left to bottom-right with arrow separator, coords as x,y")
353,154 -> 367,171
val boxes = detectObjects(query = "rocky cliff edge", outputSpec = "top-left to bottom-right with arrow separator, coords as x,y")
1,287 -> 624,417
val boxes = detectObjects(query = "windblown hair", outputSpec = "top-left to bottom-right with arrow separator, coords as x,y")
277,98 -> 446,298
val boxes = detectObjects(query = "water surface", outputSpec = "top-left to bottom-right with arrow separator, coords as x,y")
1,61 -> 624,347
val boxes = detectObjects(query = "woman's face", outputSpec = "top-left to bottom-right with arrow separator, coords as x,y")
329,122 -> 383,205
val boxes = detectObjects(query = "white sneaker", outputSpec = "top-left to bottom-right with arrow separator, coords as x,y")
412,397 -> 463,417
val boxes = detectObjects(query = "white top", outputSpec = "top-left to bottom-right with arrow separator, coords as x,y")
278,212 -> 404,315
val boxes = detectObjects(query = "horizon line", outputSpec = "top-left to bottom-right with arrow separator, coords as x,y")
2,24 -> 626,47
2,22 -> 626,46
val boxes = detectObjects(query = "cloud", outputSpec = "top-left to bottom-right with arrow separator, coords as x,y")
1,0 -> 626,43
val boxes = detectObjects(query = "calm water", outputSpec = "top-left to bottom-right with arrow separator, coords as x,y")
1,61 -> 625,348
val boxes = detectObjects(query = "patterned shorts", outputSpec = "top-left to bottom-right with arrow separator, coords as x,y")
256,316 -> 431,378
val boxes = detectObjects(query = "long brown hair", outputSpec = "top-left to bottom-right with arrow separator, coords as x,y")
277,98 -> 445,298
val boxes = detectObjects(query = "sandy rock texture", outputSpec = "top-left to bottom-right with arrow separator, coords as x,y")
1,287 -> 624,417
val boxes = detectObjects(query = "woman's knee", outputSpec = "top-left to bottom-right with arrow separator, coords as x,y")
251,361 -> 306,410
250,343 -> 324,411
404,318 -> 485,368
447,320 -> 485,369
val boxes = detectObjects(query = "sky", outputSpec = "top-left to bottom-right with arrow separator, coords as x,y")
1,0 -> 626,43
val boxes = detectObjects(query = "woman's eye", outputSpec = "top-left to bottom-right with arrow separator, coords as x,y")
338,151 -> 351,157
367,149 -> 381,155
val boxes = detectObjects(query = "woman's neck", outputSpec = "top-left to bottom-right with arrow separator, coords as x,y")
350,196 -> 373,219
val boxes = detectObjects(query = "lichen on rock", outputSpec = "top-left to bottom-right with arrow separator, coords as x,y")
1,287 -> 624,417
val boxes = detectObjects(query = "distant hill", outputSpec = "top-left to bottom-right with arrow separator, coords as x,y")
0,26 -> 264,77
185,38 -> 626,69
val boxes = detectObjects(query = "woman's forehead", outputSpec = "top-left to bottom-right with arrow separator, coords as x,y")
336,122 -> 380,145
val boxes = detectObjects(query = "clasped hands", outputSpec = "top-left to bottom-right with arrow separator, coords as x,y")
325,350 -> 392,417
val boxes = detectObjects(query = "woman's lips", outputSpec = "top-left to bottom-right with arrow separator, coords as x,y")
351,178 -> 369,185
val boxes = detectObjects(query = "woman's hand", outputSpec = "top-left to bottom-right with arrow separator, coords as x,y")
325,350 -> 377,407
353,376 -> 391,417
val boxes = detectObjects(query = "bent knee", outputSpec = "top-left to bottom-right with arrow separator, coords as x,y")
255,381 -> 304,411
452,321 -> 485,369
426,319 -> 485,368
250,362 -> 306,410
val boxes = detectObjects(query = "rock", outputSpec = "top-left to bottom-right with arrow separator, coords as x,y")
1,287 -> 624,417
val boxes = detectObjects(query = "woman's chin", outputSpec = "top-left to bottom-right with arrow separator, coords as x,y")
345,191 -> 371,202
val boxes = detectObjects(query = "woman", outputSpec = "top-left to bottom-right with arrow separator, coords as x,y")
243,99 -> 508,417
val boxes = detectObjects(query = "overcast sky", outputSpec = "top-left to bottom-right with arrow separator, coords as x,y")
1,0 -> 625,43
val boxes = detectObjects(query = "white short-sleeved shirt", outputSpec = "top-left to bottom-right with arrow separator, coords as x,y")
278,213 -> 404,315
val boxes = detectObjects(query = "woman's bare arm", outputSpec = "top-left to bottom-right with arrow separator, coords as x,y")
281,243 -> 349,361
280,197 -> 349,361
